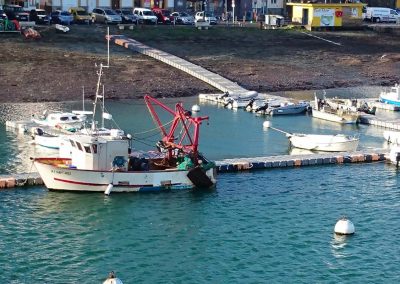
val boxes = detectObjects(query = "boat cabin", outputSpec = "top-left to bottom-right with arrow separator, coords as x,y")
45,112 -> 84,126
68,132 -> 129,171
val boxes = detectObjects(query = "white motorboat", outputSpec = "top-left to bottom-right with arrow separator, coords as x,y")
312,95 -> 359,124
32,111 -> 87,132
268,101 -> 310,115
379,84 -> 400,106
383,130 -> 400,144
263,121 -> 359,152
33,96 -> 216,193
31,128 -> 62,149
287,133 -> 359,152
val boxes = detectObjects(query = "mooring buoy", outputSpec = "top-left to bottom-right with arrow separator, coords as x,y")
334,217 -> 355,235
191,104 -> 200,112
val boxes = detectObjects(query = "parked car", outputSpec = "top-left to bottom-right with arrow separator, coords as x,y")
2,4 -> 29,21
29,9 -> 50,25
69,7 -> 91,24
91,8 -> 122,24
195,11 -> 217,25
152,7 -> 172,24
364,7 -> 400,23
170,11 -> 194,25
115,9 -> 137,24
133,8 -> 157,24
50,10 -> 73,25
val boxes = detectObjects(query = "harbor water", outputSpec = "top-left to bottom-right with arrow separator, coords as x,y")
1,93 -> 400,282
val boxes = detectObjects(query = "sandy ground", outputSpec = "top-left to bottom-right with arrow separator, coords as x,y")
0,24 -> 399,103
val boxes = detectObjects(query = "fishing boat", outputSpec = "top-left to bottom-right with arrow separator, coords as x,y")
379,84 -> 400,106
263,121 -> 359,152
312,95 -> 359,124
325,97 -> 376,115
33,95 -> 216,193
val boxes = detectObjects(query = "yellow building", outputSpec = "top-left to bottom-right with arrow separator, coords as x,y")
286,3 -> 365,31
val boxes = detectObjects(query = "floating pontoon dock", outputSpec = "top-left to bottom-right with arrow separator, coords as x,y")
108,35 -> 257,98
359,114 -> 400,130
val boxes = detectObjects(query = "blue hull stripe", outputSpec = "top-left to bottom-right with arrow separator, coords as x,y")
380,98 -> 400,106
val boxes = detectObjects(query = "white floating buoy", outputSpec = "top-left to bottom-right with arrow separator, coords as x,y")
103,271 -> 123,284
104,183 -> 113,195
263,121 -> 271,129
191,104 -> 200,112
334,217 -> 355,235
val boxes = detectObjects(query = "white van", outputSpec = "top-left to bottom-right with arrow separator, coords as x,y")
133,8 -> 157,24
365,7 -> 400,23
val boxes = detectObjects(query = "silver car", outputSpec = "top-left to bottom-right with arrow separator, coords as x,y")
115,9 -> 137,24
171,12 -> 194,25
91,8 -> 122,24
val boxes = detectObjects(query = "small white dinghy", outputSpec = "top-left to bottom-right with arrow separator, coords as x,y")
263,121 -> 359,152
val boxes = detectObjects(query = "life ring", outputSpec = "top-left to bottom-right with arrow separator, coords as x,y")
335,11 -> 343,17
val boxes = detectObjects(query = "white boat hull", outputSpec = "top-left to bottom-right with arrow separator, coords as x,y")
269,102 -> 310,115
34,135 -> 61,149
312,109 -> 358,124
289,134 -> 359,152
34,159 -> 216,192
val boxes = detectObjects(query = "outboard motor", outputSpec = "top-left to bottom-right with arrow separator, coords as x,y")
255,103 -> 268,113
245,98 -> 255,112
224,98 -> 233,108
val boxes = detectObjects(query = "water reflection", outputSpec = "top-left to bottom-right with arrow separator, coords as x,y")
331,233 -> 354,259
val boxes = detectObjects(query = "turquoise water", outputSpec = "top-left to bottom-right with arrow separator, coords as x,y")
1,96 -> 400,282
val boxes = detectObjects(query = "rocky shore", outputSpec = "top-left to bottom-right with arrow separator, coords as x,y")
0,25 -> 399,103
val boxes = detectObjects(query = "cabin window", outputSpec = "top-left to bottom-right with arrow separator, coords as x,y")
84,146 -> 91,153
76,142 -> 83,151
69,140 -> 76,147
92,144 -> 98,154
60,117 -> 68,121
72,116 -> 79,120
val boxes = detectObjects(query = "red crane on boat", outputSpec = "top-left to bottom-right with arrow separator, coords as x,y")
144,96 -> 209,165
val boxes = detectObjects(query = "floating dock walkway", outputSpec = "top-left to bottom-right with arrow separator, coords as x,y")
109,35 -> 256,98
216,150 -> 387,173
359,114 -> 400,130
1,150 -> 388,189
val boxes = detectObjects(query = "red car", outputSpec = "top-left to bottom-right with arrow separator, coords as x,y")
151,8 -> 172,24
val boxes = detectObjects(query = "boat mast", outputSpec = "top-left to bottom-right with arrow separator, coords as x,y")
91,27 -> 110,131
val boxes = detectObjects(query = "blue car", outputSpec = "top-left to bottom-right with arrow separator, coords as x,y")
50,10 -> 73,25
